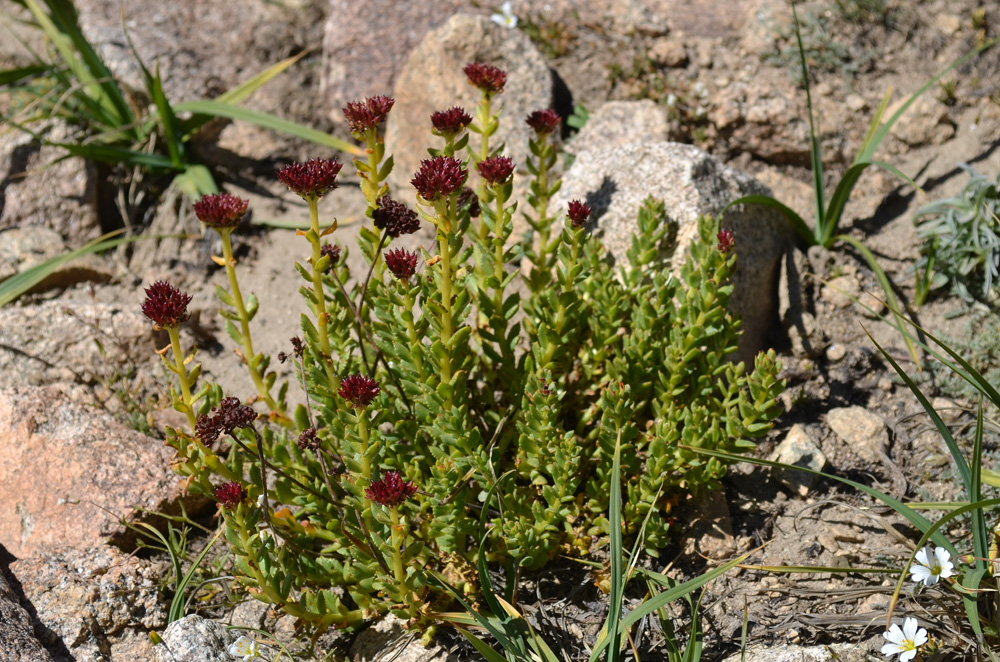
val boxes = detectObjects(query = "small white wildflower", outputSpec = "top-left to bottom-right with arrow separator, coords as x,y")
491,1 -> 518,29
881,617 -> 928,662
228,635 -> 260,660
910,546 -> 954,586
665,93 -> 677,107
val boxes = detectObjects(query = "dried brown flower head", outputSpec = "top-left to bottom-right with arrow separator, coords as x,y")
195,397 -> 258,444
372,197 -> 420,238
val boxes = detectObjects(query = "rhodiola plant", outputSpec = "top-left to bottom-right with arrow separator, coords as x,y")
144,61 -> 785,630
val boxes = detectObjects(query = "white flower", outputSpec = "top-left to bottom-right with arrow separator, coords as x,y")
228,635 -> 260,660
491,1 -> 518,29
910,546 -> 954,586
881,617 -> 928,662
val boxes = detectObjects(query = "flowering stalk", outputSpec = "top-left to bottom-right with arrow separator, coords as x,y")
194,194 -> 283,418
477,156 -> 519,384
539,202 -> 591,370
218,229 -> 280,414
524,110 -> 562,295
165,325 -> 198,430
278,159 -> 344,395
142,281 -> 199,430
464,62 -> 506,242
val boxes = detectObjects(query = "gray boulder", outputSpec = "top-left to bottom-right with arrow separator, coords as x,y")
384,13 -> 552,201
0,560 -> 56,662
551,141 -> 795,361
564,100 -> 670,156
151,615 -> 241,662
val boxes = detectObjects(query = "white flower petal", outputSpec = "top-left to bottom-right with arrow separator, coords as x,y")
909,565 -> 932,585
882,642 -> 902,655
913,627 -> 928,647
902,617 -> 920,640
914,547 -> 931,566
490,14 -> 505,26
899,649 -> 917,662
884,623 -> 905,645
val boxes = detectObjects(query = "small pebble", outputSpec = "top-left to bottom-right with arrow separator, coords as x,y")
825,344 -> 846,362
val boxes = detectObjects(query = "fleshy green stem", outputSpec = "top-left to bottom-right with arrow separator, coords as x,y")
219,231 -> 280,415
306,198 -> 339,393
389,506 -> 417,618
166,326 -> 197,430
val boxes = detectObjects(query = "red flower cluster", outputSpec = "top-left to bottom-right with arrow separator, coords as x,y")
214,481 -> 247,510
385,248 -> 419,282
342,95 -> 395,134
477,155 -> 515,186
141,281 -> 192,329
717,228 -> 734,254
372,197 -> 420,238
568,200 -> 592,229
277,158 -> 343,201
431,107 -> 472,136
365,470 -> 417,507
464,62 -> 507,96
195,397 -> 258,445
411,156 -> 467,202
526,109 -> 561,136
339,374 -> 381,408
193,193 -> 249,229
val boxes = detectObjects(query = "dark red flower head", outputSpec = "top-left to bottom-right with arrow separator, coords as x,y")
372,197 -> 421,238
195,397 -> 258,445
193,193 -> 249,230
567,200 -> 592,229
365,470 -> 417,507
320,243 -> 341,272
526,109 -> 561,136
717,228 -> 734,254
142,281 -> 192,328
342,95 -> 395,135
384,248 -> 419,282
477,155 -> 515,186
464,62 -> 507,96
277,158 -> 343,201
339,374 -> 381,408
411,156 -> 467,201
431,107 -> 473,137
214,481 -> 247,510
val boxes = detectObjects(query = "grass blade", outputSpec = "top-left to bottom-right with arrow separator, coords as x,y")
970,404 -> 988,568
621,552 -> 752,629
48,140 -> 180,170
0,63 -> 48,85
683,446 -> 955,554
836,234 -> 921,369
180,51 -> 308,137
724,194 -> 814,246
0,230 -> 133,306
791,1 -> 825,234
864,327 -> 970,495
170,528 -> 222,622
172,100 -> 364,157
